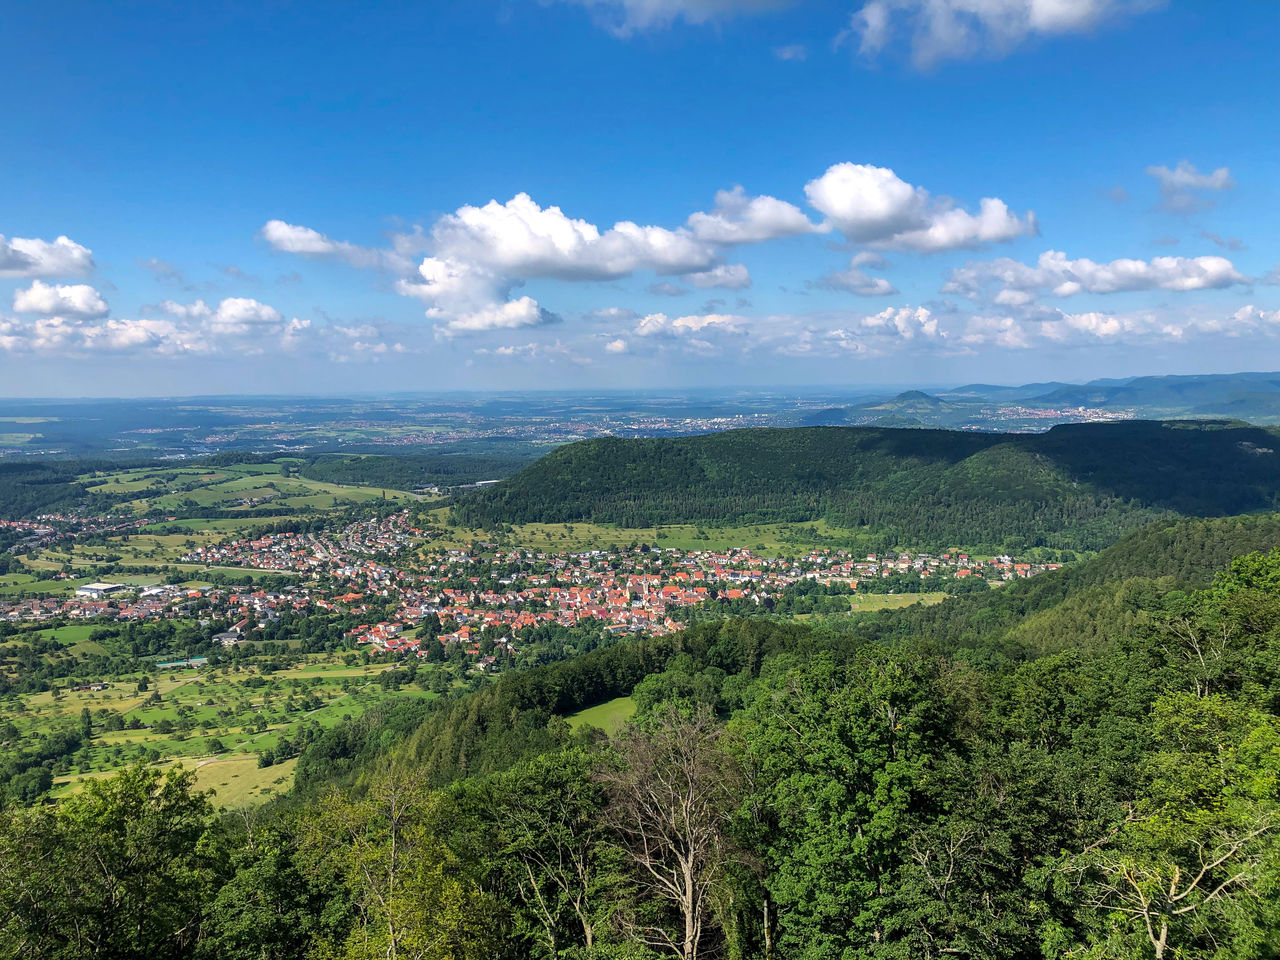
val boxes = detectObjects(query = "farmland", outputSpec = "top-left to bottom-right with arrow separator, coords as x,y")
14,650 -> 440,806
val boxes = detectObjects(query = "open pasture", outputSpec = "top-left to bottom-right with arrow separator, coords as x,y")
425,508 -> 870,555
79,460 -> 413,518
2,652 -> 439,802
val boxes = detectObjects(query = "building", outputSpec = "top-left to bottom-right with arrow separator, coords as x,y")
75,582 -> 127,600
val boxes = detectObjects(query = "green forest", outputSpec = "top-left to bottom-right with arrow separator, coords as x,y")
5,510 -> 1280,959
451,420 -> 1280,552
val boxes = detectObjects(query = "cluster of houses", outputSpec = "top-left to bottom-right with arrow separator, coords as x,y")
1,513 -> 175,555
0,579 -> 313,629
3,509 -> 1064,673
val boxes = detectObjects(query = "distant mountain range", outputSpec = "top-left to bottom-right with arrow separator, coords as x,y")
799,372 -> 1280,430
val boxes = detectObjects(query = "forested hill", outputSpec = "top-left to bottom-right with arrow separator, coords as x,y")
451,419 -> 1280,551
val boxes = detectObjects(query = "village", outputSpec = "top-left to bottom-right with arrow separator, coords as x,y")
1,509 -> 1061,673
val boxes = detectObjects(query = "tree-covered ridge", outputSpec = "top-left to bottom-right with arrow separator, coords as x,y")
452,420 -> 1280,552
299,450 -> 537,490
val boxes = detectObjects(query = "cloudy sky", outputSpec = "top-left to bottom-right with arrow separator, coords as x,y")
1,1 -> 1275,396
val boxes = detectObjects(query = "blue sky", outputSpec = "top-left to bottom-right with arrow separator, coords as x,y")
0,0 -> 1275,396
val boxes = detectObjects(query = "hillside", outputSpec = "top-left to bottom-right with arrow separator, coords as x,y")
452,419 -> 1280,552
12,509 -> 1280,959
1034,371 -> 1280,413
271,510 -> 1280,960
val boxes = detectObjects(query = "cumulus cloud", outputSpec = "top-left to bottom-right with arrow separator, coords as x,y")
1146,161 -> 1234,213
0,234 -> 94,278
956,314 -> 1033,349
157,298 -> 214,319
396,192 -> 726,335
605,338 -> 629,353
474,339 -> 591,364
761,304 -> 944,357
433,193 -> 717,280
13,280 -> 109,318
804,163 -> 1035,251
953,301 -> 1280,350
433,297 -> 556,337
0,296 -> 314,357
943,249 -> 1247,302
848,0 -> 1157,68
563,0 -> 794,34
684,263 -> 752,289
260,220 -> 413,271
633,311 -> 746,339
813,253 -> 898,295
860,304 -> 940,339
687,185 -> 820,244
275,164 -> 1031,337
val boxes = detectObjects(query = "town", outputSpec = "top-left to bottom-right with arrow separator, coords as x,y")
2,509 -> 1061,672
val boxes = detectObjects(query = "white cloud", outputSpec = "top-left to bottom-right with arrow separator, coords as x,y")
1146,160 -> 1233,191
684,263 -> 752,289
954,301 -> 1280,350
957,314 -> 1033,349
474,339 -> 591,364
804,163 -> 926,242
0,309 -> 310,357
1228,305 -> 1280,329
633,312 -> 746,338
687,185 -> 820,244
605,338 -> 630,353
13,280 -> 109,319
158,298 -> 214,319
773,43 -> 807,60
848,0 -> 1157,68
260,220 -> 412,271
275,165 -> 1030,338
891,197 -> 1037,252
434,193 -> 717,280
433,297 -> 554,337
206,297 -> 284,334
0,296 -> 312,357
943,249 -> 1247,301
0,234 -> 94,278
814,254 -> 898,295
761,304 -> 944,357
398,192 -> 727,335
1146,161 -> 1234,212
860,304 -> 940,339
564,0 -> 794,34
803,163 -> 1035,251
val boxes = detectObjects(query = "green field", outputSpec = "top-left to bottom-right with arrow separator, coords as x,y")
845,591 -> 948,613
427,508 -> 867,554
80,461 -> 414,517
567,696 -> 636,735
1,652 -> 449,804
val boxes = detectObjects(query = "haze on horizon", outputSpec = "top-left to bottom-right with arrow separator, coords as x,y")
1,0 -> 1275,397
